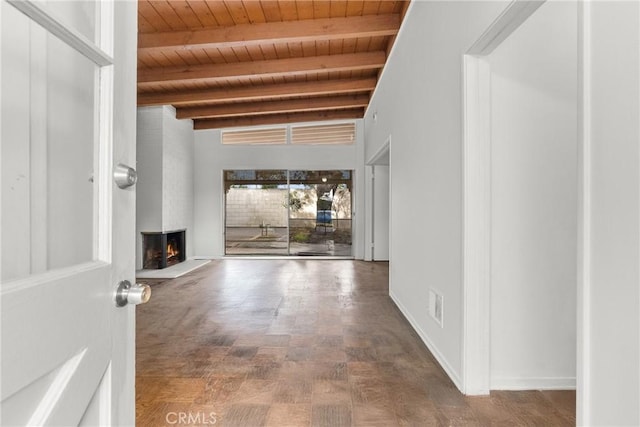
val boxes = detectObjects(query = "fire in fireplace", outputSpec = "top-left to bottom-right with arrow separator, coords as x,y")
142,230 -> 186,269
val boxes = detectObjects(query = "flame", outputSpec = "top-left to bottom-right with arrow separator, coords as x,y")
167,242 -> 179,258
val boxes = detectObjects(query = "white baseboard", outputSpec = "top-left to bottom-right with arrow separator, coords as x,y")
389,290 -> 464,392
389,290 -> 576,394
491,376 -> 576,390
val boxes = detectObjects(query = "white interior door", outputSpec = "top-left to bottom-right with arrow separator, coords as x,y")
1,0 -> 138,425
372,165 -> 390,261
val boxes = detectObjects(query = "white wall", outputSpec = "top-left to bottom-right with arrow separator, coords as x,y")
136,107 -> 163,233
363,1 -> 509,387
162,106 -> 194,236
364,0 -> 639,421
136,106 -> 194,269
489,1 -> 577,390
193,121 -> 365,259
579,2 -> 640,424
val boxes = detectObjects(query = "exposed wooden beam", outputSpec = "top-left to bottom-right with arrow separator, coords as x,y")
193,109 -> 365,130
138,52 -> 386,87
137,78 -> 376,106
400,0 -> 412,21
383,3 -> 411,74
176,94 -> 370,120
138,14 -> 401,53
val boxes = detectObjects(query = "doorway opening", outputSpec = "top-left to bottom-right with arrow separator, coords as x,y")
224,169 -> 353,256
462,0 -> 577,394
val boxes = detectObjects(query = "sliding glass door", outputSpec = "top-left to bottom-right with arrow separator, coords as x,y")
224,170 -> 352,256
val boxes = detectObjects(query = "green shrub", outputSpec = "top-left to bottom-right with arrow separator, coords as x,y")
292,229 -> 310,243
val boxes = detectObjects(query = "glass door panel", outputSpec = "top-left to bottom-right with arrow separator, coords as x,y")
288,170 -> 352,256
224,170 -> 289,255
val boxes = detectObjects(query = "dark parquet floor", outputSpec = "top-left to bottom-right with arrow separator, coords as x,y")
136,260 -> 575,426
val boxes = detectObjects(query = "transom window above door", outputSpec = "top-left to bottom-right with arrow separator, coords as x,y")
221,122 -> 356,145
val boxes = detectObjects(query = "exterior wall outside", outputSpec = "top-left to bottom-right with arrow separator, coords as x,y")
226,188 -> 289,227
225,187 -> 352,228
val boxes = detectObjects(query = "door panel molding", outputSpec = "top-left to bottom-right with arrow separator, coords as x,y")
27,349 -> 87,426
7,0 -> 113,66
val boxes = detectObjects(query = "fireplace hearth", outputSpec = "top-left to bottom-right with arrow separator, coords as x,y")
142,230 -> 186,269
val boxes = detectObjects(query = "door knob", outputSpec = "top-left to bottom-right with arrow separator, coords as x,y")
114,164 -> 137,189
115,280 -> 151,307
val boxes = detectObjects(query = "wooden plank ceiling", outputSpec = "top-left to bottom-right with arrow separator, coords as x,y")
137,1 -> 410,130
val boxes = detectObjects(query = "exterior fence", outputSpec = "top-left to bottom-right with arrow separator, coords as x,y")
226,188 -> 351,229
